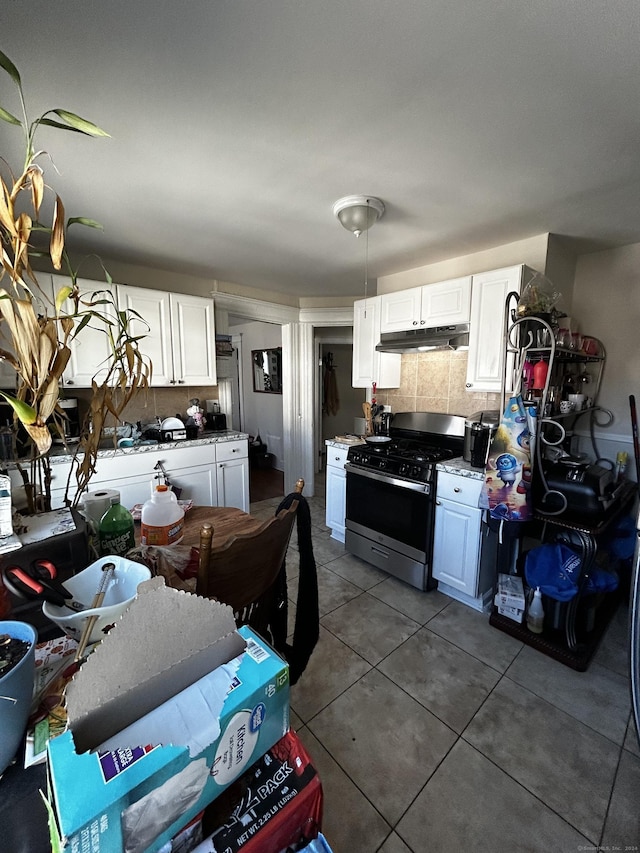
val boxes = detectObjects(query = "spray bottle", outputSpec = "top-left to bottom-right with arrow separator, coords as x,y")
527,587 -> 545,634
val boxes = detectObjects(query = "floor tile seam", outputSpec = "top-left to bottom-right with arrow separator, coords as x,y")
597,743 -> 626,849
316,613 -> 376,662
303,716 -> 394,836
294,669 -> 373,728
499,670 -> 631,750
371,654 -> 464,739
456,734 -> 596,845
422,623 -> 518,676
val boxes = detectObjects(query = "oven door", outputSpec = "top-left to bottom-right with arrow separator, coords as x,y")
344,464 -> 435,590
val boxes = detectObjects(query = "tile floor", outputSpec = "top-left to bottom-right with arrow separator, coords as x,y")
251,485 -> 640,853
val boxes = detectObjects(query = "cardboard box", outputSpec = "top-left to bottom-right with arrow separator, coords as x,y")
494,573 -> 525,609
497,604 -> 524,623
197,730 -> 323,853
47,578 -> 290,853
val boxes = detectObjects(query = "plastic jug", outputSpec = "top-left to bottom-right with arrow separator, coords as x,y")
140,483 -> 185,546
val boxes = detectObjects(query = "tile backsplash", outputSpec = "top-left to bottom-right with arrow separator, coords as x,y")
70,386 -> 220,430
376,350 -> 502,416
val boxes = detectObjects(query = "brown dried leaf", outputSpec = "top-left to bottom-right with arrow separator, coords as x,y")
50,195 -> 65,270
24,422 -> 52,457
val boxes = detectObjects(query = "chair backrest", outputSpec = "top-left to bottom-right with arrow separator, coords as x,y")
196,478 -> 304,635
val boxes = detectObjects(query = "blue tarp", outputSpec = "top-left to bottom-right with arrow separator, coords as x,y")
525,543 -> 619,602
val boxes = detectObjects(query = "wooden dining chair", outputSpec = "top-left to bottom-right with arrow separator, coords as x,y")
196,478 -> 305,640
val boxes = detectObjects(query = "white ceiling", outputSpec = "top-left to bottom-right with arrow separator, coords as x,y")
3,1 -> 640,300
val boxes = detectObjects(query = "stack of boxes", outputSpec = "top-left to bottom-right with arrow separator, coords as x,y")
46,578 -> 325,853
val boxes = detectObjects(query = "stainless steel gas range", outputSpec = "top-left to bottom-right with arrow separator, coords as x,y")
345,412 -> 466,591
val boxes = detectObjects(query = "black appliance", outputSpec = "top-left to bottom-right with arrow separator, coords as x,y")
463,410 -> 499,468
206,412 -> 227,431
534,457 -> 626,520
345,411 -> 465,590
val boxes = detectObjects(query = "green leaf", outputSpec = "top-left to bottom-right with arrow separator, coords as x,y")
0,392 -> 37,425
0,50 -> 21,86
51,109 -> 110,138
0,105 -> 21,126
37,118 -> 87,134
67,217 -> 103,230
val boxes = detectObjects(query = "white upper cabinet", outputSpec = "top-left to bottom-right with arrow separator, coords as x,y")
50,274 -> 121,388
465,265 -> 530,394
117,286 -> 217,386
380,276 -> 472,334
352,296 -> 401,389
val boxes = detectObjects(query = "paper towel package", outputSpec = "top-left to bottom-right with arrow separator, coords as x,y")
47,579 -> 290,853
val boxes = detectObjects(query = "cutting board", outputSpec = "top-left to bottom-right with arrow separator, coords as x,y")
362,402 -> 373,436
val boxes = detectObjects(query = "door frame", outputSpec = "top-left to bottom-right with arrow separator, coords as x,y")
213,293 -> 353,497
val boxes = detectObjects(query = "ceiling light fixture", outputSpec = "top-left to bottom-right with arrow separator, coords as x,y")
332,195 -> 385,238
333,195 -> 385,306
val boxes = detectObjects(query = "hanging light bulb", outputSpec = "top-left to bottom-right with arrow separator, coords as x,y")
333,195 -> 385,304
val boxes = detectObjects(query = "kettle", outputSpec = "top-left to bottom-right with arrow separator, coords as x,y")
463,410 -> 500,468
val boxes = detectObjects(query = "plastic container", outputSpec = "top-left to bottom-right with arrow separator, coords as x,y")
140,483 -> 185,546
532,359 -> 549,391
0,621 -> 36,774
42,555 -> 151,644
98,495 -> 135,557
527,586 -> 545,634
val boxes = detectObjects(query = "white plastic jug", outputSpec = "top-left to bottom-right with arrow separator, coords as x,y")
140,483 -> 185,546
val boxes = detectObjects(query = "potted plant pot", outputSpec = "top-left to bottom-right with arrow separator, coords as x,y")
0,621 -> 37,775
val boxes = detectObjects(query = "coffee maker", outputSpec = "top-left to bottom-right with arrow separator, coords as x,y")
463,410 -> 500,468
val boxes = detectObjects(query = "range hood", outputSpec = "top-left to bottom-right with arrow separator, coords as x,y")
376,323 -> 470,353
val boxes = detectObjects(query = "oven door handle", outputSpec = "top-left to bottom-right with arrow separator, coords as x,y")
345,463 -> 430,493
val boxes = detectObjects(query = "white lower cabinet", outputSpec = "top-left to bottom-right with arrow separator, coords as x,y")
432,470 -> 494,611
325,443 -> 349,542
215,440 -> 250,510
22,438 -> 249,512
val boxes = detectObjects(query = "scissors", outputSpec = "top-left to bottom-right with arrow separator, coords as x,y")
3,559 -> 84,609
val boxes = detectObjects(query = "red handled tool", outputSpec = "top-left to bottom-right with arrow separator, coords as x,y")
3,559 -> 83,609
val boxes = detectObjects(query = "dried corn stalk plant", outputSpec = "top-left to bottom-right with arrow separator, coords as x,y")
0,50 -> 151,512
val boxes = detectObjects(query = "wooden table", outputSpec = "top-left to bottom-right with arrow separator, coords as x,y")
180,505 -> 265,549
133,505 -> 266,591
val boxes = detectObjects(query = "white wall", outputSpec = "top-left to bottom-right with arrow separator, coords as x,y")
571,243 -> 640,473
233,320 -> 285,470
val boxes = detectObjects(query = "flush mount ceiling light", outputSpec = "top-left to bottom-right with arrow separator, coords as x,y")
333,195 -> 385,238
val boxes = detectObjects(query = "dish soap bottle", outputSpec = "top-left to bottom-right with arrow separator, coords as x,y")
98,495 -> 135,557
527,586 -> 545,634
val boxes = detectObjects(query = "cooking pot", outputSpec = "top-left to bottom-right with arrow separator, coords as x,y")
364,435 -> 392,446
535,458 -> 623,518
463,410 -> 500,468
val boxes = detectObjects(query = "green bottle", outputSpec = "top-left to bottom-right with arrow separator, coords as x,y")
98,495 -> 135,557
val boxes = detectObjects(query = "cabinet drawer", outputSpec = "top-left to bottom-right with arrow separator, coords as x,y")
436,471 -> 483,507
216,439 -> 248,462
326,446 -> 348,468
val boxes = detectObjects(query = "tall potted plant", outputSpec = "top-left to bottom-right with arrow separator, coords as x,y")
0,50 -> 151,512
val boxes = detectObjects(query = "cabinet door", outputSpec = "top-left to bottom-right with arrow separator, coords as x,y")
466,266 -> 523,393
170,464 -> 218,506
325,456 -> 347,541
432,497 -> 481,595
379,289 -> 422,333
422,276 -> 472,325
217,457 -> 249,511
352,297 -> 401,389
52,275 -> 121,388
170,294 -> 217,386
117,285 -> 174,386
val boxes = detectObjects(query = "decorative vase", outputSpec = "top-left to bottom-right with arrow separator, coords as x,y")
0,620 -> 37,775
